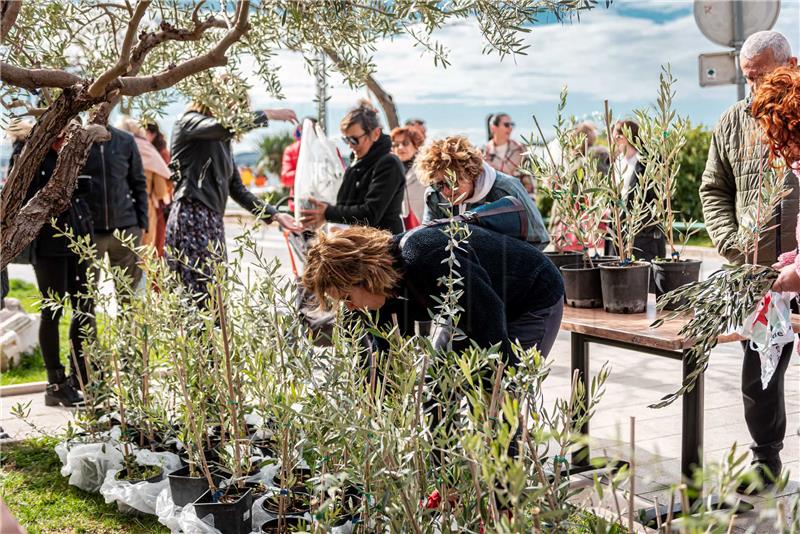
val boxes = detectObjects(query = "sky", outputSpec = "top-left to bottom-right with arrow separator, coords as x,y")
222,0 -> 800,154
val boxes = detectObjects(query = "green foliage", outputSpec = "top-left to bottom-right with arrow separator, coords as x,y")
257,131 -> 295,177
672,122 -> 712,224
0,437 -> 168,533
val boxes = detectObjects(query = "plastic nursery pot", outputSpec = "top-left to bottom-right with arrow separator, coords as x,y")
651,259 -> 702,311
194,486 -> 253,534
168,465 -> 230,508
544,250 -> 583,270
599,261 -> 651,314
262,490 -> 313,516
331,486 -> 364,527
250,436 -> 278,458
260,516 -> 310,534
560,263 -> 603,308
115,464 -> 164,484
272,466 -> 312,492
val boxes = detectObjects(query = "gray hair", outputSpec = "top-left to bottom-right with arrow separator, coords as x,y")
741,31 -> 792,64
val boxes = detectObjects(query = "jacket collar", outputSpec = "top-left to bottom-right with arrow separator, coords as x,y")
351,133 -> 391,170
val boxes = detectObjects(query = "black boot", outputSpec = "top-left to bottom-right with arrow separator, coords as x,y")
45,369 -> 84,407
737,457 -> 782,495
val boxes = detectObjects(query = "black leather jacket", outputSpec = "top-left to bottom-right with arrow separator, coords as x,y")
81,126 -> 148,232
170,111 -> 277,221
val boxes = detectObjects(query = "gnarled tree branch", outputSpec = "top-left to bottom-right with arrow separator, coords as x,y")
1,0 -> 21,41
0,62 -> 82,90
88,0 -> 151,97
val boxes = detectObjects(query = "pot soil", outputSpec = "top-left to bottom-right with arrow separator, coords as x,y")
651,259 -> 702,310
561,264 -> 603,308
261,491 -> 313,516
599,262 -> 651,314
168,465 -> 229,507
115,464 -> 164,484
194,486 -> 253,534
272,466 -> 312,492
260,516 -> 310,533
544,251 -> 582,270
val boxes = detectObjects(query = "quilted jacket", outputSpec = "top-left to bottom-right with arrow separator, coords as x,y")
699,99 -> 799,266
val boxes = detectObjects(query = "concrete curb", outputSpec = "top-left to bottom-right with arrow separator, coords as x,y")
0,381 -> 47,397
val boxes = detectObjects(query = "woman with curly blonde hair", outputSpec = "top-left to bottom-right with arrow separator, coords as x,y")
751,66 -> 800,294
417,135 -> 549,249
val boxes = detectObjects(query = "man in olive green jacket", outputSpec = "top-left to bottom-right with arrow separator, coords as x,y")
699,30 -> 798,492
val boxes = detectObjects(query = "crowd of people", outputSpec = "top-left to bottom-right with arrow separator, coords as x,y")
4,28 -> 798,494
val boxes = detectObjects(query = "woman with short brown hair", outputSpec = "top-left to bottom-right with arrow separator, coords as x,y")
390,126 -> 426,224
417,135 -> 549,248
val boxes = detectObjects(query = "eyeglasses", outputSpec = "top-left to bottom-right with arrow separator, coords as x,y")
342,132 -> 369,146
391,140 -> 412,149
502,121 -> 515,128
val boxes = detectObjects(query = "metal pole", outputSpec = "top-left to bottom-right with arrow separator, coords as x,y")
315,52 -> 328,135
732,0 -> 746,100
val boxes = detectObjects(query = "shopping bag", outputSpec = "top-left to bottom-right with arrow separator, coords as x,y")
294,119 -> 345,220
737,290 -> 796,389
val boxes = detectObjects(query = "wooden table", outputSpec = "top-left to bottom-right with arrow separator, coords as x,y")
561,299 -> 800,484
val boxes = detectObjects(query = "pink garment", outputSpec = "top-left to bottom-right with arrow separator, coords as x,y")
777,168 -> 800,270
134,136 -> 172,182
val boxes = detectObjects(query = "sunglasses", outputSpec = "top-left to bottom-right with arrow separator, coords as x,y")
342,132 -> 369,146
391,140 -> 412,148
502,121 -> 515,128
432,181 -> 451,193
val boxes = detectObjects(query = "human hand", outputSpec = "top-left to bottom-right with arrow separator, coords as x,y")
274,212 -> 302,232
299,197 -> 328,228
772,264 -> 800,293
772,261 -> 783,270
265,109 -> 298,124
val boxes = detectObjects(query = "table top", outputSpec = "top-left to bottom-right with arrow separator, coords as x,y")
560,296 -> 800,352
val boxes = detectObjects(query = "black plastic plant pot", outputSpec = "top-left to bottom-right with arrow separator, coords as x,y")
560,265 -> 603,308
260,516 -> 310,534
271,467 -> 312,492
194,486 -> 253,534
544,250 -> 582,270
651,259 -> 702,310
250,437 -> 278,458
261,490 -> 313,516
332,486 -> 363,527
168,465 -> 229,508
599,262 -> 651,314
590,255 -> 619,265
115,465 -> 164,484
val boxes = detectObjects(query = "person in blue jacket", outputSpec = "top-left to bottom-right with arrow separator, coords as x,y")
418,135 -> 550,249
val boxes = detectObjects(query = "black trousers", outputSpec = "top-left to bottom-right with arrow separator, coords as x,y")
33,255 -> 94,385
740,339 -> 794,462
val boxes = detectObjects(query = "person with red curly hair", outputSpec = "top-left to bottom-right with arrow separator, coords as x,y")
699,30 -> 798,494
752,66 -> 800,294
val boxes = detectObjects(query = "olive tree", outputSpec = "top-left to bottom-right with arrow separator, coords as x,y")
0,0 -> 598,268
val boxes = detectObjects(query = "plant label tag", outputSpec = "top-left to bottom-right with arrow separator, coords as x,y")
243,510 -> 251,521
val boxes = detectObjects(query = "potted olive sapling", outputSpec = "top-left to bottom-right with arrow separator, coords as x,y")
192,280 -> 254,534
638,67 -> 702,309
651,163 -> 789,407
529,89 -> 609,307
596,101 -> 656,313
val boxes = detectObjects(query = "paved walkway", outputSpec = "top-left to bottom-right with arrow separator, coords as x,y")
2,218 -> 797,531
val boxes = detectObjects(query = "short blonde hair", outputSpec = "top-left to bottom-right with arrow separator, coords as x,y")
415,135 -> 484,186
302,226 -> 401,310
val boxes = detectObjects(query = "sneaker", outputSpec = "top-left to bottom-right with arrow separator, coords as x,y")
44,381 -> 84,407
737,458 -> 782,495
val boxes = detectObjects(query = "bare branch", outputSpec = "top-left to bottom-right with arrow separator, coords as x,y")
0,62 -> 82,90
119,0 -> 250,98
88,0 -> 151,97
1,0 -> 21,41
1,98 -> 47,117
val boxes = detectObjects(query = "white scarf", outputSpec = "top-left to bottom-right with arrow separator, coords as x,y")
458,162 -> 497,213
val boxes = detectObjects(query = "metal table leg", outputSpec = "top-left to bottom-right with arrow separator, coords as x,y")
681,349 -> 704,484
571,332 -> 590,467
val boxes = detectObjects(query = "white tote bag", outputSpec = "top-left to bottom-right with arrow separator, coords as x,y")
293,119 -> 345,220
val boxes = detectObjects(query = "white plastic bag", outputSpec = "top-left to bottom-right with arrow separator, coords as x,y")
99,450 -> 183,515
294,119 -> 345,219
57,440 -> 125,492
737,290 -> 796,388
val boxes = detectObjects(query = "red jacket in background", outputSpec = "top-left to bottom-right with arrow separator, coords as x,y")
280,140 -> 301,189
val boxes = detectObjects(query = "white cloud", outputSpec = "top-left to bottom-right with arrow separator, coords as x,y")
244,1 -> 798,110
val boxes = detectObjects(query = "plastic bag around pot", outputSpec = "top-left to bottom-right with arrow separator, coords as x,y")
56,440 -> 125,493
599,261 -> 651,314
99,449 -> 182,515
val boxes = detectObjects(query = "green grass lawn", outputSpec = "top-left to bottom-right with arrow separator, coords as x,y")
0,437 -> 168,533
1,279 -> 70,386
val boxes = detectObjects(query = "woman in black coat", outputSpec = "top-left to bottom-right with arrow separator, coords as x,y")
299,102 -> 405,233
10,126 -> 94,407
